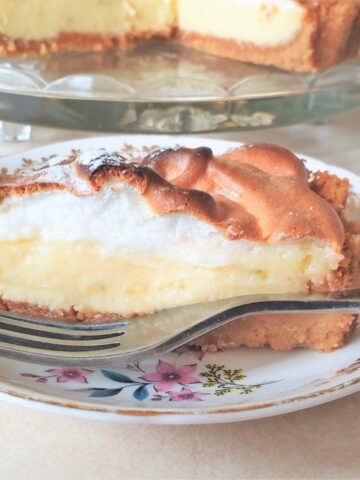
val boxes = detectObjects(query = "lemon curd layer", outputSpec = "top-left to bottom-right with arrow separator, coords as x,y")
0,0 -> 305,48
0,239 -> 339,316
177,0 -> 306,46
0,0 -> 175,40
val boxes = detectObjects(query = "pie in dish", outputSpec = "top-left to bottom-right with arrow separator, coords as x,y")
0,143 -> 358,352
0,0 -> 359,71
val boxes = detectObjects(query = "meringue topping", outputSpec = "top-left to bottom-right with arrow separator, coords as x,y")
0,144 -> 345,250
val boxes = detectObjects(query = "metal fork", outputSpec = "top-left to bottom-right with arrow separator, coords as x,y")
0,290 -> 359,366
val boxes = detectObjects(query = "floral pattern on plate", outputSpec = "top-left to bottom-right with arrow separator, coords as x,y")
19,347 -> 279,403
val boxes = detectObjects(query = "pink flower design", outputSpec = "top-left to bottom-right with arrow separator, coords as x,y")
167,387 -> 210,402
46,368 -> 94,384
140,360 -> 200,392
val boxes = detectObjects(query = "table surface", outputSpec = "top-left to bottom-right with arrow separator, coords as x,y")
0,110 -> 359,480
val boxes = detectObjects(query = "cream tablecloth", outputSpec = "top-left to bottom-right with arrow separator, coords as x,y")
0,110 -> 359,480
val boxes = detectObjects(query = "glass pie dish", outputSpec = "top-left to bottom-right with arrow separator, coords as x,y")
0,42 -> 358,134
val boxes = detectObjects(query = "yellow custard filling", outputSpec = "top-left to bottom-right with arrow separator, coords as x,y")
0,0 -> 176,40
0,0 -> 304,47
177,0 -> 305,46
0,239 -> 339,317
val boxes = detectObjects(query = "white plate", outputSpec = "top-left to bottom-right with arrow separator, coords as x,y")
0,135 -> 359,424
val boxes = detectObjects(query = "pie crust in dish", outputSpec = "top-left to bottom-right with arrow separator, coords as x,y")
0,0 -> 359,72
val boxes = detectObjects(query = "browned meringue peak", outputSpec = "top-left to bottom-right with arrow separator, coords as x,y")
0,145 -> 345,250
217,144 -> 309,182
144,144 -> 345,250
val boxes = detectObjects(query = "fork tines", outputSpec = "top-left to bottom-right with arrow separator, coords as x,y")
0,313 -> 127,357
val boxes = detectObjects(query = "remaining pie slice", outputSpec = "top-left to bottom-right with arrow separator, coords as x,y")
0,0 -> 358,72
0,0 -> 176,55
176,0 -> 360,72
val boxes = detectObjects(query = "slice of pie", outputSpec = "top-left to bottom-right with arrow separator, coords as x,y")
176,0 -> 360,72
0,143 -> 358,355
0,0 -> 358,72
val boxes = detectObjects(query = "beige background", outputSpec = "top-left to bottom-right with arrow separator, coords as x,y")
0,110 -> 359,480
